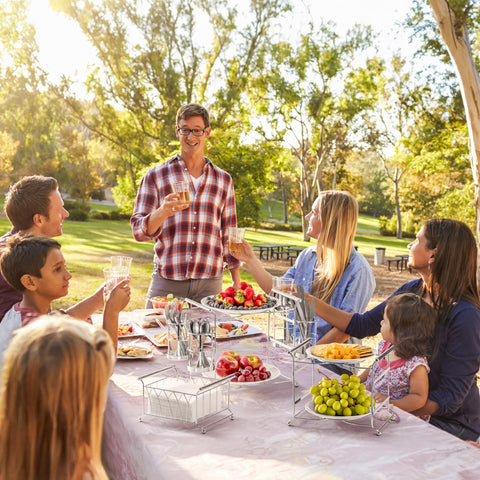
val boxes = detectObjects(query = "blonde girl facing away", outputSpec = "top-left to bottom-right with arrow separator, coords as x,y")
233,190 -> 375,344
0,316 -> 114,480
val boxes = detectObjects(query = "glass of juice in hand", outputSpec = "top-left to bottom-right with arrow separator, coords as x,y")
228,227 -> 245,257
172,181 -> 190,208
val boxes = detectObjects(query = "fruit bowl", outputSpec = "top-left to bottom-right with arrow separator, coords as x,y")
151,295 -> 183,309
201,294 -> 278,314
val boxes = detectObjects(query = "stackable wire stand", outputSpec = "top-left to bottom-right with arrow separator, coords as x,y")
287,340 -> 397,435
267,290 -> 397,436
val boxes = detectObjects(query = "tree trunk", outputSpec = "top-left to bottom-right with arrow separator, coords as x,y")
282,184 -> 288,224
394,168 -> 402,239
429,0 -> 480,282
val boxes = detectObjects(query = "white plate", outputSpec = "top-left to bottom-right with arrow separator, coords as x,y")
206,364 -> 281,386
305,346 -> 376,364
133,309 -> 166,328
231,364 -> 281,386
145,329 -> 169,348
214,320 -> 263,339
200,295 -> 278,315
117,323 -> 143,339
117,351 -> 153,360
305,401 -> 371,420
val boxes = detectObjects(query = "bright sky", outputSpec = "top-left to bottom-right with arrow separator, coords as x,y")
28,0 -> 417,85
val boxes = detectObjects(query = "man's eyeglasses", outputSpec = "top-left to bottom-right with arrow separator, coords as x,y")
177,127 -> 207,137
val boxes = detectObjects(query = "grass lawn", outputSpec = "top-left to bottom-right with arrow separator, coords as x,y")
0,215 -> 409,311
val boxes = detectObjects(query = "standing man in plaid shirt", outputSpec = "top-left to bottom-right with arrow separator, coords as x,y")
131,103 -> 241,305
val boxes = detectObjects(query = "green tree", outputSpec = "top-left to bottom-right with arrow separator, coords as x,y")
410,0 -> 480,274
0,0 -> 65,179
256,23 -> 380,239
0,131 -> 18,191
51,0 -> 291,221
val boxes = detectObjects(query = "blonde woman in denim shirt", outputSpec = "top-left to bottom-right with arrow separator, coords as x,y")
233,190 -> 375,345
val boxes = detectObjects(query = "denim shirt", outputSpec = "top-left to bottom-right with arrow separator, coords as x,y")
283,246 -> 375,340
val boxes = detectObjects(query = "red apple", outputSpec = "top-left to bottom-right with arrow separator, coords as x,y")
215,355 -> 240,377
220,350 -> 241,363
239,354 -> 263,370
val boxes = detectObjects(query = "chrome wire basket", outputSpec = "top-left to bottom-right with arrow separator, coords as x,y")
138,366 -> 233,433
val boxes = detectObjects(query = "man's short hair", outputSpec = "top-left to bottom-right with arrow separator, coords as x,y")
5,176 -> 58,231
176,103 -> 210,128
0,234 -> 61,291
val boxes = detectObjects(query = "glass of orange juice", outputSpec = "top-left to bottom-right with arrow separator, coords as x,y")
172,181 -> 190,207
228,227 -> 245,257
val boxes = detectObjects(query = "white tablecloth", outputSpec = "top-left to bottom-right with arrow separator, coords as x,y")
101,317 -> 480,480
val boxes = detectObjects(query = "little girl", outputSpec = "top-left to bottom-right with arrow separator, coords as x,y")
359,292 -> 437,413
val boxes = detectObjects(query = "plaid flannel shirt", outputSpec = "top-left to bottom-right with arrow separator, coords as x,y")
131,154 -> 240,280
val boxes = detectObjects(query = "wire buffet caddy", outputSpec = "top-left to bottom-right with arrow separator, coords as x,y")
266,289 -> 398,435
138,365 -> 234,434
286,339 -> 398,435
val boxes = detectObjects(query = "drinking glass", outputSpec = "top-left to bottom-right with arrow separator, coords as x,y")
172,181 -> 190,207
228,227 -> 245,257
273,276 -> 295,292
110,256 -> 133,273
103,266 -> 129,302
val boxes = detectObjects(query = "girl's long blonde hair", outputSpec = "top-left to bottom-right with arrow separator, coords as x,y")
311,191 -> 358,302
0,316 -> 114,480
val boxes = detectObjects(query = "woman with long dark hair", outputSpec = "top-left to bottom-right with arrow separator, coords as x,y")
306,219 -> 480,440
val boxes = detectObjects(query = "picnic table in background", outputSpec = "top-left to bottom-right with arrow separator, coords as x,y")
253,244 -> 305,264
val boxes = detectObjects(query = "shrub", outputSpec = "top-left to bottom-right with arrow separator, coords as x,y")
379,215 -> 418,238
68,208 -> 89,221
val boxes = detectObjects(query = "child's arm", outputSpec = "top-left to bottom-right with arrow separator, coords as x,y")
103,279 -> 130,350
358,368 -> 370,384
373,365 -> 429,413
65,283 -> 105,320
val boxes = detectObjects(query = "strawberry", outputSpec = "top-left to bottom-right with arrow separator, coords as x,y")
254,298 -> 263,307
219,291 -> 228,298
224,296 -> 235,306
215,293 -> 224,303
243,287 -> 255,300
224,286 -> 235,296
244,299 -> 254,308
255,293 -> 267,304
234,290 -> 246,305
239,281 -> 248,290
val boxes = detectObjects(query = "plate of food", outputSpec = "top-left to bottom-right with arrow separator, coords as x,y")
306,343 -> 375,364
229,364 -> 281,386
201,284 -> 278,314
305,401 -> 371,420
117,323 -> 143,338
145,329 -> 169,348
133,309 -> 166,329
213,320 -> 263,339
117,344 -> 153,359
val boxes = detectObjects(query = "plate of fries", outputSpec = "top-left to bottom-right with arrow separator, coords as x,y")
117,344 -> 153,359
306,343 -> 375,363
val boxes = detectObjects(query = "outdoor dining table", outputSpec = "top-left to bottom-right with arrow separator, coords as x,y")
254,244 -> 290,260
101,313 -> 480,480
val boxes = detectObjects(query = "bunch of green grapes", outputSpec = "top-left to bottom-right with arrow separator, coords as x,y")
309,373 -> 373,416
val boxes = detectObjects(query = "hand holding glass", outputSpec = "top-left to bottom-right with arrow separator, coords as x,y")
228,227 -> 245,257
103,267 -> 129,303
172,181 -> 190,208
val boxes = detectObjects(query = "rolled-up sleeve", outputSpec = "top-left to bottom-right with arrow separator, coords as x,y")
130,169 -> 161,242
